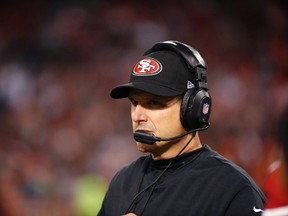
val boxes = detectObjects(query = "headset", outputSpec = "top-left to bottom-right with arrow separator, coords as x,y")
143,40 -> 212,132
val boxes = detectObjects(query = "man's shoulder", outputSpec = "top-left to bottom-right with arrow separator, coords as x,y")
200,145 -> 259,185
200,145 -> 265,199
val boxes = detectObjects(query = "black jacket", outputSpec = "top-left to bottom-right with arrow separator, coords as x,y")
98,145 -> 265,216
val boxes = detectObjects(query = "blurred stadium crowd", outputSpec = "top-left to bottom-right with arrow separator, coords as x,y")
0,0 -> 287,215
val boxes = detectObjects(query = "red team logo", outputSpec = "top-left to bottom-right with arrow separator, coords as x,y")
133,58 -> 162,76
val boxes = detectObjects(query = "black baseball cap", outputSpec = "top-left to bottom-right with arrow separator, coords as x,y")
110,42 -> 203,99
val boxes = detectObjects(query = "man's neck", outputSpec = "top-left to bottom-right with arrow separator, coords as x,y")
151,133 -> 202,160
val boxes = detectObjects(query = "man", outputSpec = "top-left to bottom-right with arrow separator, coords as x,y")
98,40 -> 265,216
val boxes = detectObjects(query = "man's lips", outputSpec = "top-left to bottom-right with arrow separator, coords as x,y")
135,129 -> 153,134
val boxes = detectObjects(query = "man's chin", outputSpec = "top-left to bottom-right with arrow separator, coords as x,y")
136,142 -> 154,153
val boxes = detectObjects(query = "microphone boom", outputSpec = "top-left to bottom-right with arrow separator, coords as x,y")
133,124 -> 209,145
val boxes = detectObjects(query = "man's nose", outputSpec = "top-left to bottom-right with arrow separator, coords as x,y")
131,105 -> 148,123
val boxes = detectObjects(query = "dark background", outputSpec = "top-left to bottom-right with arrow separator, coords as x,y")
0,0 -> 287,215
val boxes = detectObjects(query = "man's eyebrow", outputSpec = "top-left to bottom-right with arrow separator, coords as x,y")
128,94 -> 181,103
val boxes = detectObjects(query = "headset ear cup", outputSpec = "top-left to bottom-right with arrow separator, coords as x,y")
180,90 -> 211,131
180,90 -> 194,131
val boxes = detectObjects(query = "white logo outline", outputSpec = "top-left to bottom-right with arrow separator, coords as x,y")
253,206 -> 264,213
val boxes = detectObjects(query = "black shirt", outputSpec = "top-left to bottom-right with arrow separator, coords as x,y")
98,145 -> 265,216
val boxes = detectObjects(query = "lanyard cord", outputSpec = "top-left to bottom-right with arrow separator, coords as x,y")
125,134 -> 195,214
138,183 -> 156,216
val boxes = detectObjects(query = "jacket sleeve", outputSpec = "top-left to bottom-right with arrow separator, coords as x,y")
225,186 -> 265,216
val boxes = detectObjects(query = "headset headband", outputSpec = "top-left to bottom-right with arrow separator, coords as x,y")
144,40 -> 209,90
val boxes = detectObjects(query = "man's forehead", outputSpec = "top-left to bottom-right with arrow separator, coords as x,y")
128,89 -> 180,101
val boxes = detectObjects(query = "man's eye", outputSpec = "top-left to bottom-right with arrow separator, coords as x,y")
129,98 -> 138,106
147,100 -> 163,106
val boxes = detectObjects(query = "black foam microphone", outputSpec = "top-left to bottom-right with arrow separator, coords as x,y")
133,124 -> 209,145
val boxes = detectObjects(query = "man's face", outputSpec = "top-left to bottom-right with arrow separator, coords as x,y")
128,89 -> 185,158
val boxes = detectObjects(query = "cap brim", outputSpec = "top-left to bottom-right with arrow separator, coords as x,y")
110,82 -> 184,99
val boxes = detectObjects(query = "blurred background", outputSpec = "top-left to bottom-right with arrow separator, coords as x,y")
0,0 -> 287,215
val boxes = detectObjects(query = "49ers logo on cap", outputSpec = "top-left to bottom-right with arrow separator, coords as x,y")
133,57 -> 162,76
